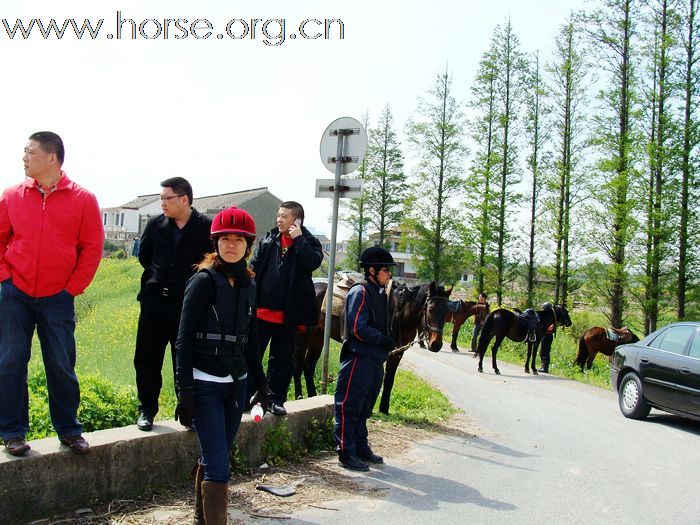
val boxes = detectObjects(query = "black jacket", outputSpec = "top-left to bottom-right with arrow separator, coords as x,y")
175,269 -> 266,392
250,225 -> 323,326
137,209 -> 212,302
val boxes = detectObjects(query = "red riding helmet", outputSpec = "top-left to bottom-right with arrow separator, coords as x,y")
211,207 -> 256,238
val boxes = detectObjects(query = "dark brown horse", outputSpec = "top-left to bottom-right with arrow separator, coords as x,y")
292,280 -> 451,414
444,301 -> 490,351
575,326 -> 639,371
476,305 -> 572,375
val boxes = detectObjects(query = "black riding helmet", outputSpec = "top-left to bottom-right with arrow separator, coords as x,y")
541,301 -> 554,310
360,246 -> 397,268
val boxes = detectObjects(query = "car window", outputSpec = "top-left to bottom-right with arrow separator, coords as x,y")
688,331 -> 700,359
653,325 -> 696,354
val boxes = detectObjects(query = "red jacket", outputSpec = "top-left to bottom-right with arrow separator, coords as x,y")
0,172 -> 104,298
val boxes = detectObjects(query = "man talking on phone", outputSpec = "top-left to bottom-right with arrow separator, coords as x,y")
249,201 -> 323,415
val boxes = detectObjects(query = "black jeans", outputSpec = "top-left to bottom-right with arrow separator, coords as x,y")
255,319 -> 296,405
133,293 -> 182,417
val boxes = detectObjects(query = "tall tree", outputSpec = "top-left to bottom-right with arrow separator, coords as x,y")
405,68 -> 467,283
492,19 -> 528,305
365,104 -> 406,247
524,51 -> 550,308
581,0 -> 643,328
641,0 -> 681,333
678,0 -> 700,319
467,47 -> 501,296
547,18 -> 590,309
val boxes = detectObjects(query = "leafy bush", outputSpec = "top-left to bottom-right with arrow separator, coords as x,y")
26,370 -> 138,440
302,416 -> 335,453
109,249 -> 129,260
261,420 -> 296,465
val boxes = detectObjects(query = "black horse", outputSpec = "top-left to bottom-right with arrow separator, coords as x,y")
476,305 -> 572,375
292,280 -> 451,414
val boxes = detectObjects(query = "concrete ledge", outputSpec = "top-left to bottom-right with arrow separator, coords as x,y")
0,395 -> 334,525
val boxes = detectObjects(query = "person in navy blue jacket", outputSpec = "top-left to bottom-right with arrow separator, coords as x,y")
334,246 -> 397,472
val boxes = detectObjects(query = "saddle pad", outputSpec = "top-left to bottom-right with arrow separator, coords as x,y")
320,284 -> 348,317
606,328 -> 620,342
447,300 -> 460,314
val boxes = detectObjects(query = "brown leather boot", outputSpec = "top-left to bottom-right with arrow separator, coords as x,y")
202,480 -> 228,525
190,461 -> 205,525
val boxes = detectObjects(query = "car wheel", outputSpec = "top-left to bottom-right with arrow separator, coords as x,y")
618,372 -> 651,420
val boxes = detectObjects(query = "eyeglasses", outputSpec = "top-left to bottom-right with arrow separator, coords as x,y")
160,194 -> 184,201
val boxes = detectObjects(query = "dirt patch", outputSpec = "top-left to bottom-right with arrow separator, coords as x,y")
33,417 -> 471,524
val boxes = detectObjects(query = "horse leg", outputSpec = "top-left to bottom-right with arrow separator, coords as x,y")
379,352 -> 403,415
304,357 -> 317,397
525,343 -> 532,374
293,334 -> 306,399
586,349 -> 597,371
491,336 -> 503,375
531,342 -> 539,375
451,321 -> 461,351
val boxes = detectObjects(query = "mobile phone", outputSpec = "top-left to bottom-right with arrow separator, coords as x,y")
294,218 -> 302,227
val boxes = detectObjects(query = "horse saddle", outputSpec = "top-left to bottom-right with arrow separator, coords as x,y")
321,273 -> 364,317
516,309 -> 539,342
606,327 -> 632,343
447,300 -> 461,314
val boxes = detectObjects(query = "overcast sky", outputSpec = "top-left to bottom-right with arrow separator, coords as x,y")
0,0 -> 588,237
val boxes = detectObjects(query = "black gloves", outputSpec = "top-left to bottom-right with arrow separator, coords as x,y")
381,335 -> 396,352
175,389 -> 195,428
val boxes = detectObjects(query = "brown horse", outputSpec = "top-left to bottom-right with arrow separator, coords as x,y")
476,305 -> 572,375
444,301 -> 490,351
292,281 -> 451,414
575,326 -> 639,371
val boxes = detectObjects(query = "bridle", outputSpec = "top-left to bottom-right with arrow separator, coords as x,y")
421,294 -> 449,336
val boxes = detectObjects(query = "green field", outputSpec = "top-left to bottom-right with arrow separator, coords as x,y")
26,258 -> 454,439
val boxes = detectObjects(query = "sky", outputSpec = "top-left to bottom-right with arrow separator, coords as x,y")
0,0 -> 588,238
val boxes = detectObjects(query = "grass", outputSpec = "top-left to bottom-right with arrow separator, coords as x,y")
27,258 -> 454,433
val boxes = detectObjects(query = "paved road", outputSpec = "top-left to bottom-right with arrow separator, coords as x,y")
247,347 -> 700,524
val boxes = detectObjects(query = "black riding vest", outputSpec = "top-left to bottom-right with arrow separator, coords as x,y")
194,269 -> 255,379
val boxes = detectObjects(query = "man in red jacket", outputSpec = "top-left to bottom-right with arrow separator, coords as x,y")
0,131 -> 104,457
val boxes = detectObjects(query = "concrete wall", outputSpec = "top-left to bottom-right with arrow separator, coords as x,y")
0,396 -> 334,525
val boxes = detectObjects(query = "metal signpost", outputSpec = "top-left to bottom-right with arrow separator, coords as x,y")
317,117 -> 367,394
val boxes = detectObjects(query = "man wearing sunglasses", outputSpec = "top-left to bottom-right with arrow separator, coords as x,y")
133,177 -> 212,431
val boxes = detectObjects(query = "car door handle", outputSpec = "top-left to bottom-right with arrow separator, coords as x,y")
680,368 -> 691,374
640,358 -> 649,363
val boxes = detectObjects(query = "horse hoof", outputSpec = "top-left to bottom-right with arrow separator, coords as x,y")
533,369 -> 539,375
451,348 -> 459,353
478,367 -> 483,373
525,368 -> 530,374
494,369 -> 501,375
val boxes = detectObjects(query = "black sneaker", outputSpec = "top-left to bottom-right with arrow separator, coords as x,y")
137,411 -> 153,431
357,450 -> 384,464
537,368 -> 549,373
269,402 -> 287,417
339,455 -> 370,472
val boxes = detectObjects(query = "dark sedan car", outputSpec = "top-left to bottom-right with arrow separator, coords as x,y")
610,322 -> 700,420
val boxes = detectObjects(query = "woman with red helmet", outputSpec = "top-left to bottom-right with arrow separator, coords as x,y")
175,206 -> 268,525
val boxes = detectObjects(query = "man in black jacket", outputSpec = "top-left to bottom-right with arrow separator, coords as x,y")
133,177 -> 212,430
250,201 -> 323,416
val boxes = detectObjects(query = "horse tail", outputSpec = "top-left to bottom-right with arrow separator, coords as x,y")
477,313 -> 494,357
575,335 -> 587,368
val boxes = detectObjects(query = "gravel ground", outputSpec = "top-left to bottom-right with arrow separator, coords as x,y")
30,417 -> 476,525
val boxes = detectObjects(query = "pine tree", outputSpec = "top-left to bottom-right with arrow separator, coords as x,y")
405,68 -> 467,283
365,104 -> 406,247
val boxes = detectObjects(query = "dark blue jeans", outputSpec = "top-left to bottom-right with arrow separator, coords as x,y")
333,354 -> 384,458
0,280 -> 82,441
194,378 -> 247,482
